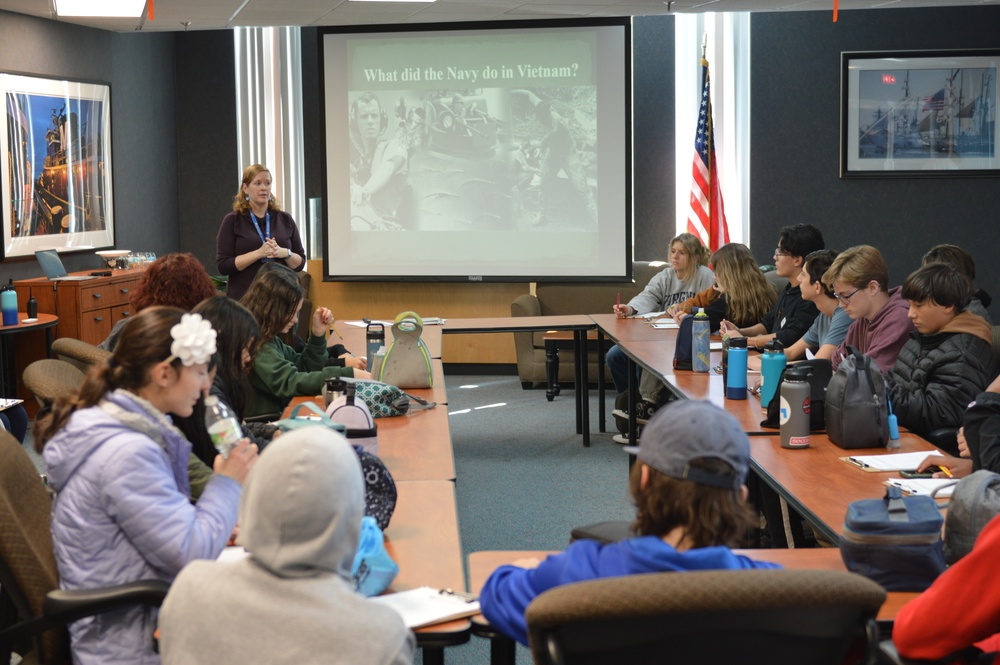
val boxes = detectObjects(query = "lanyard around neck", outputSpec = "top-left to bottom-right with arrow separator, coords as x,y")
249,210 -> 270,244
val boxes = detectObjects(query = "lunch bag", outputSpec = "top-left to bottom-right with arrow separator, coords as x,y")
825,346 -> 889,449
326,390 -> 378,455
377,311 -> 434,389
351,379 -> 437,418
840,485 -> 945,591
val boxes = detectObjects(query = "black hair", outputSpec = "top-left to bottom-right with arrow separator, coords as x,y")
902,262 -> 973,312
803,249 -> 839,299
778,224 -> 825,260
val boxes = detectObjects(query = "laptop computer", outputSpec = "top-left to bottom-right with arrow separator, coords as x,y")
35,250 -> 97,281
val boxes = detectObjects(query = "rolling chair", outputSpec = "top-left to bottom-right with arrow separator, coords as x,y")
50,338 -> 111,373
22,360 -> 85,420
525,568 -> 886,665
0,430 -> 169,664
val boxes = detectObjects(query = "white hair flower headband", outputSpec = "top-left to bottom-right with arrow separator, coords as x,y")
165,313 -> 217,366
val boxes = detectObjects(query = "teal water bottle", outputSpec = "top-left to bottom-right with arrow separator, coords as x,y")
759,338 -> 786,410
726,337 -> 748,399
1,279 -> 17,326
691,308 -> 710,373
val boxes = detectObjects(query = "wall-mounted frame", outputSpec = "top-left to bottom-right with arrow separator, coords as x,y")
841,50 -> 999,177
1,72 -> 114,258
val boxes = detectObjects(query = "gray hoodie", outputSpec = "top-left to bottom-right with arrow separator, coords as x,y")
159,428 -> 415,664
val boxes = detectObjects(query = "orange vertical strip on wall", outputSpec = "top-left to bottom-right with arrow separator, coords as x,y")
148,0 -> 154,21
832,0 -> 838,22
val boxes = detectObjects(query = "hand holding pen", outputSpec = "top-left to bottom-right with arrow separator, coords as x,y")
613,292 -> 632,318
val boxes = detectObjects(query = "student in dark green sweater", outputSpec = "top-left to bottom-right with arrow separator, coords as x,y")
241,263 -> 370,417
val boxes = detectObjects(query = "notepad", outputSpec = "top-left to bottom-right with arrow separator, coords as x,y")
649,318 -> 679,329
841,450 -> 942,472
0,398 -> 23,411
885,478 -> 956,497
369,586 -> 481,628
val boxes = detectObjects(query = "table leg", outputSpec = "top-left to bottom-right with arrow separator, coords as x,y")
545,338 -> 560,402
423,647 -> 445,665
577,329 -> 590,447
45,327 -> 54,358
626,357 -> 638,463
597,331 -> 606,432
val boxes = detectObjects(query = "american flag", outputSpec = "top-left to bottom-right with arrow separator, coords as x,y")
922,89 -> 945,111
686,57 -> 729,253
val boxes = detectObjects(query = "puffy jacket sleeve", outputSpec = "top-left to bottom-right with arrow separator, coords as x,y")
966,392 -> 1000,473
101,437 -> 240,576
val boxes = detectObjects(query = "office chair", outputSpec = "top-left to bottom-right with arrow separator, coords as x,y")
50,338 -> 111,373
22,360 -> 85,420
0,430 -> 169,664
525,568 -> 886,665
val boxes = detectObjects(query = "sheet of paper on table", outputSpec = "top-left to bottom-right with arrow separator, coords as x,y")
885,478 -> 956,497
369,586 -> 481,629
842,450 -> 943,472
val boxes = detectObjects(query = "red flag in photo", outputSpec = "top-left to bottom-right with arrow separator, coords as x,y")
686,56 -> 729,253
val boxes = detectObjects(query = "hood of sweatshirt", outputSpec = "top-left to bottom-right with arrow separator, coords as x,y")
239,427 -> 363,580
939,310 -> 993,345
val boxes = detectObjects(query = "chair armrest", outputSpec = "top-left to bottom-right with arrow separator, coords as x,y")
511,293 -> 541,318
44,580 -> 170,625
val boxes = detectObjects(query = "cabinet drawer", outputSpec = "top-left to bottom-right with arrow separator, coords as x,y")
80,309 -> 114,345
80,283 -> 133,311
111,304 -> 133,326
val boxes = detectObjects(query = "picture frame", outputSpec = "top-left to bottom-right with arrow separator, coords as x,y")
841,50 -> 999,178
1,72 -> 115,258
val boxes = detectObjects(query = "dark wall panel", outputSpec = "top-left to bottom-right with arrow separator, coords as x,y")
751,7 -> 1000,300
0,10 -> 177,279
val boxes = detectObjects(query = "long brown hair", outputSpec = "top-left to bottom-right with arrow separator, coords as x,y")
711,243 -> 776,327
193,296 -> 260,417
629,458 -> 755,549
232,164 -> 283,215
34,307 -> 186,451
670,232 -> 710,281
240,262 -> 304,344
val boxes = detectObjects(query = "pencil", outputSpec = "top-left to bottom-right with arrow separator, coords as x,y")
940,466 -> 954,478
330,324 -> 344,340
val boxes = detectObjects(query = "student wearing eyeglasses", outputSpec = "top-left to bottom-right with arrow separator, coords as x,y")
823,245 -> 915,373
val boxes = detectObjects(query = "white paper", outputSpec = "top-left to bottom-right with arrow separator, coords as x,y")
343,320 -> 393,328
710,341 -> 722,351
638,311 -> 666,320
885,478 -> 956,497
650,322 -> 678,330
846,450 -> 942,471
369,586 -> 480,628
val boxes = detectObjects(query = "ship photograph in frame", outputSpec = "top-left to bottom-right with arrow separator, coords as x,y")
841,50 -> 999,177
1,72 -> 114,258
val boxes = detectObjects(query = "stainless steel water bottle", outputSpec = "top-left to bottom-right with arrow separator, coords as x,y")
779,366 -> 811,449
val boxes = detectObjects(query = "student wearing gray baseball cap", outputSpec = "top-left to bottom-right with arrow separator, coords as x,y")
480,400 -> 780,646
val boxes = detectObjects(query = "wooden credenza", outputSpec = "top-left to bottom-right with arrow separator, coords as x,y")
14,267 -> 146,345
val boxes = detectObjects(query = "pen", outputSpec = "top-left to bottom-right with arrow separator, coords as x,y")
940,466 -> 954,478
616,292 -> 620,308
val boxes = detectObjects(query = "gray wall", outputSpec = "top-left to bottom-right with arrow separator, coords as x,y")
0,10 -> 178,280
750,6 -> 1000,299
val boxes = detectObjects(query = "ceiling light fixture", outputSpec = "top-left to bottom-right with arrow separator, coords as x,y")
55,0 -> 146,17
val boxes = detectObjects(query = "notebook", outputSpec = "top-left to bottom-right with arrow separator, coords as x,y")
35,250 -> 96,281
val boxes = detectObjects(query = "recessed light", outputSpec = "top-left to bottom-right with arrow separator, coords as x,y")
55,0 -> 146,17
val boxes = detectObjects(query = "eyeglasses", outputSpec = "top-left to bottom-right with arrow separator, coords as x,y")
774,247 -> 792,257
834,287 -> 862,305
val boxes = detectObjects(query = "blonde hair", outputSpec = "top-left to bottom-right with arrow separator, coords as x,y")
823,245 -> 888,292
711,244 -> 776,326
232,164 -> 283,215
670,233 -> 711,280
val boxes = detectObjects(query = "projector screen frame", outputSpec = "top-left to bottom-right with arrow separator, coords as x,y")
319,17 -> 633,283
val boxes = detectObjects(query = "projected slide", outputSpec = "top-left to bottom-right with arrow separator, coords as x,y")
322,20 -> 630,281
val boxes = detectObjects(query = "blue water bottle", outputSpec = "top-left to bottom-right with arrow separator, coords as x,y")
1,279 -> 18,326
759,338 -> 786,410
691,307 -> 710,373
726,337 -> 748,399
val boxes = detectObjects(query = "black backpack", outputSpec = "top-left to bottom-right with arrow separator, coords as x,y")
825,346 -> 889,449
673,316 -> 693,371
760,359 -> 833,431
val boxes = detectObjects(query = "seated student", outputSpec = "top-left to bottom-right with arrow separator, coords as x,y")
480,400 -> 780,645
824,245 -> 915,373
923,243 -> 993,324
618,244 -> 775,438
158,428 -> 415,665
0,404 -> 29,443
748,249 -> 849,370
720,224 -> 825,351
241,263 -> 371,418
886,263 -> 999,450
893,513 -> 1000,661
606,233 -> 715,395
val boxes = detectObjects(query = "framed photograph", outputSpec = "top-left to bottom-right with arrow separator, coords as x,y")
841,50 -> 1000,177
1,72 -> 114,258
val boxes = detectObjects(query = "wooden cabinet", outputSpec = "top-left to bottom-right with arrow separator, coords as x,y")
14,267 -> 145,345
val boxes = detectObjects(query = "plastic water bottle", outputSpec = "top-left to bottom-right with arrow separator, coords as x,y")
726,337 -> 748,400
759,339 -> 786,411
780,366 -> 811,448
204,395 -> 242,458
1,279 -> 18,326
691,308 -> 710,373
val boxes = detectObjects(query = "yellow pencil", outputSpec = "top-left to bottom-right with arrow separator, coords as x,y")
330,324 -> 344,340
940,466 -> 953,478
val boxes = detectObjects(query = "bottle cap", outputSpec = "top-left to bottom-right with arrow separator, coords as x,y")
729,337 -> 747,348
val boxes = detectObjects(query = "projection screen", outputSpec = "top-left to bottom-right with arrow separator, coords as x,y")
320,18 -> 632,282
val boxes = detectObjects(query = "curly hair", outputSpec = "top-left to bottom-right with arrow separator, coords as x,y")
35,307 -> 187,451
232,164 -> 283,215
240,262 -> 304,344
130,253 -> 218,312
711,243 -> 776,327
629,458 -> 755,549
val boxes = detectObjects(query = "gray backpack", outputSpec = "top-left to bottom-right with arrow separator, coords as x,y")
943,470 -> 1000,564
825,346 -> 889,449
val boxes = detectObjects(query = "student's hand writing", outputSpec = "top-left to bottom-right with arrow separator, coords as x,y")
917,454 -> 972,479
719,320 -> 744,339
613,304 -> 632,318
957,426 -> 970,458
343,355 -> 368,370
352,368 -> 373,380
214,439 -> 258,485
312,307 -> 334,336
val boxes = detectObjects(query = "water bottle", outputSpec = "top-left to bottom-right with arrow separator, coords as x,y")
887,398 -> 901,449
323,377 -> 347,407
366,322 -> 385,365
1,279 -> 18,326
691,308 -> 710,373
779,366 -> 811,449
204,395 -> 242,458
26,288 -> 38,319
726,337 -> 748,400
759,339 -> 786,411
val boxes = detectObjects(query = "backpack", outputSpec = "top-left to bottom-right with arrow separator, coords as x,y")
761,359 -> 833,431
943,470 -> 1000,564
825,346 -> 889,449
377,311 -> 434,389
673,315 -> 693,371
